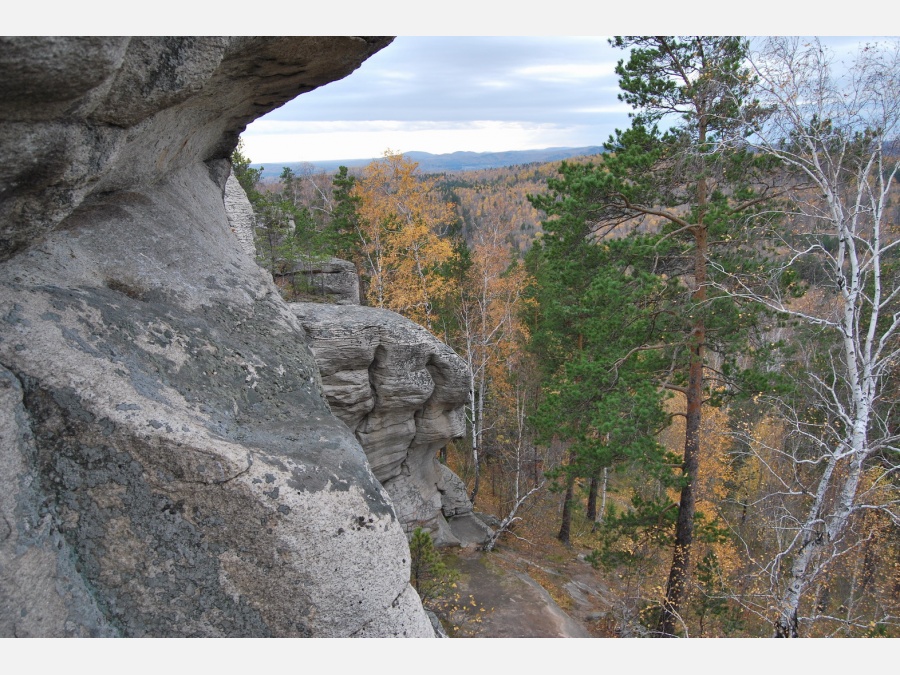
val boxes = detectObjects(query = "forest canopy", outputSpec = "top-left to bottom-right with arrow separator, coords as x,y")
232,36 -> 900,638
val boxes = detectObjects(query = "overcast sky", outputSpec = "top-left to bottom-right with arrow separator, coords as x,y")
242,37 -> 628,162
240,36 -> 885,165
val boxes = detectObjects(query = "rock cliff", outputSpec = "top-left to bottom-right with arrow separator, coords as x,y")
222,112 -> 490,548
291,303 -> 493,547
0,37 -> 437,637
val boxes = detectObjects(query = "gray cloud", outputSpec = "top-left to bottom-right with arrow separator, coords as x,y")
245,36 -> 889,162
264,37 -> 626,125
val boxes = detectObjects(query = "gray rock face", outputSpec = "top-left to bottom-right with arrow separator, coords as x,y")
0,366 -> 117,637
224,173 -> 256,259
291,302 -> 492,547
287,257 -> 361,305
222,176 -> 359,304
0,36 -> 436,637
0,36 -> 393,263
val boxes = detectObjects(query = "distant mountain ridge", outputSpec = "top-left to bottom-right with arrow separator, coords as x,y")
253,146 -> 605,177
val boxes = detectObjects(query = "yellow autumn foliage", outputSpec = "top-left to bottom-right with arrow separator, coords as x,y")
352,151 -> 458,331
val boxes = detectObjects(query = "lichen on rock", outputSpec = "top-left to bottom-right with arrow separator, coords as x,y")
0,36 -> 438,637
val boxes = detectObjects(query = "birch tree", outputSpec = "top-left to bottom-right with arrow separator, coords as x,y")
717,37 -> 900,637
455,209 -> 529,503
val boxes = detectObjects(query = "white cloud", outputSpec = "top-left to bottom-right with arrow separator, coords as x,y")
240,37 -> 889,163
572,104 -> 632,115
515,63 -> 620,82
476,79 -> 515,89
241,120 -> 597,163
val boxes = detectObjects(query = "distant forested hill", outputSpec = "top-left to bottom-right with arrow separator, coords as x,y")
434,152 -> 603,256
252,146 -> 604,178
252,150 -> 604,258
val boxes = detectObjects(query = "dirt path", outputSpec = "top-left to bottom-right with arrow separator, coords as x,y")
443,548 -> 593,638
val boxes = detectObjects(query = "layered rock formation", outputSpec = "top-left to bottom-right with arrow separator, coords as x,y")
291,303 -> 493,547
221,124 -> 490,547
0,37 -> 437,637
287,258 -> 361,305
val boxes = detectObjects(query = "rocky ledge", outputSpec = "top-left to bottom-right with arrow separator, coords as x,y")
0,37 -> 437,637
291,302 -> 494,547
223,140 -> 492,548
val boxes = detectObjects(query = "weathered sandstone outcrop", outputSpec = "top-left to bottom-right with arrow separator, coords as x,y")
0,37 -> 436,637
224,175 -> 360,303
291,302 -> 493,547
287,258 -> 361,305
223,152 -> 488,546
224,173 -> 256,259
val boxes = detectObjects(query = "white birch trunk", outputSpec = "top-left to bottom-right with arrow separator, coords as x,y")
730,37 -> 900,636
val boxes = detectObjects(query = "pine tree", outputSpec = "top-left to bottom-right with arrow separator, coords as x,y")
329,165 -> 363,262
525,225 -> 680,547
529,36 -> 780,635
408,528 -> 458,608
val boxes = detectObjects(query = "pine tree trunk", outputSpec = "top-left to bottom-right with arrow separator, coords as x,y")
657,345 -> 702,636
586,472 -> 599,521
658,157 -> 708,638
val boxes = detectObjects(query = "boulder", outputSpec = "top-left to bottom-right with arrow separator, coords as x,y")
283,257 -> 361,305
291,302 -> 493,547
438,462 -> 472,517
0,36 -> 436,637
438,464 -> 494,546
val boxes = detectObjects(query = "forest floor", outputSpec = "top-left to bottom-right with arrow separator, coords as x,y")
439,536 -> 622,638
439,453 -> 644,638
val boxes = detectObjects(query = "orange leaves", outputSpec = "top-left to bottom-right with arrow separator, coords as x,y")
352,151 -> 458,331
456,185 -> 534,418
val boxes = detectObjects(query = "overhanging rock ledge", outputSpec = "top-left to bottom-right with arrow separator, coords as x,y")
0,36 -> 436,637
